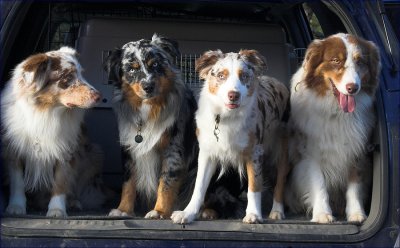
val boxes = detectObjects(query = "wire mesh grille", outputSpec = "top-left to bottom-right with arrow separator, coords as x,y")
175,54 -> 201,87
101,51 -> 202,87
294,48 -> 307,66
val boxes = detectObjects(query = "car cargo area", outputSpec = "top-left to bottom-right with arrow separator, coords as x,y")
1,1 -> 391,245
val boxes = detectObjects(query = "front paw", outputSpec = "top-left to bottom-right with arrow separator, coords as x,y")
108,208 -> 132,217
269,210 -> 285,220
347,212 -> 367,223
200,208 -> 218,220
171,210 -> 196,224
145,210 -> 169,219
243,213 -> 263,224
46,208 -> 67,218
6,204 -> 26,215
311,213 -> 335,223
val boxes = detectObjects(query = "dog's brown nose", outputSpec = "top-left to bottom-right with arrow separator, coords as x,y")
346,83 -> 359,94
228,91 -> 241,102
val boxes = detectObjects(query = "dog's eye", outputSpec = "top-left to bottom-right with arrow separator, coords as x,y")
241,73 -> 250,81
356,58 -> 366,66
152,62 -> 159,68
217,73 -> 226,80
331,58 -> 341,64
65,75 -> 74,82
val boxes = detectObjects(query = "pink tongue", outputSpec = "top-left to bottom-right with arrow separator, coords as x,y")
339,93 -> 355,113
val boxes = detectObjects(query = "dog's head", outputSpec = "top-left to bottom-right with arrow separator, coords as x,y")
196,49 -> 266,110
16,46 -> 100,109
104,34 -> 180,101
302,33 -> 380,113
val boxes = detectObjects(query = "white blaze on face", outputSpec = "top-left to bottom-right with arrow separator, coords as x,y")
215,54 -> 249,109
334,34 -> 361,113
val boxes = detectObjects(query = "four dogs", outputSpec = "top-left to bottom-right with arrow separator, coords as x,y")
1,33 -> 380,224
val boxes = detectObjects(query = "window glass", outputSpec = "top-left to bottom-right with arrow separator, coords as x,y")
384,2 -> 400,40
303,3 -> 324,39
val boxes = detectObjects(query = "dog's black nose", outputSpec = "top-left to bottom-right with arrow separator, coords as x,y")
142,84 -> 154,94
228,91 -> 241,102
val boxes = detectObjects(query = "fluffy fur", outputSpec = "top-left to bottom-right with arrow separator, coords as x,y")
286,33 -> 380,223
104,34 -> 198,219
171,49 -> 290,224
1,47 -> 104,217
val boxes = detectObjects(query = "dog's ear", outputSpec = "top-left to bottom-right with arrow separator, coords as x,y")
58,46 -> 77,57
303,39 -> 324,77
365,40 -> 381,94
195,50 -> 224,79
22,53 -> 54,91
239,49 -> 267,74
104,48 -> 122,85
151,33 -> 180,61
301,39 -> 326,90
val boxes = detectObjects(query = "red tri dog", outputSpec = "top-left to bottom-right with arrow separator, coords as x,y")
286,33 -> 380,223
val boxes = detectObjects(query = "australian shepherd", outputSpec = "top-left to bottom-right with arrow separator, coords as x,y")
171,49 -> 290,224
286,33 -> 380,223
1,47 -> 104,217
104,34 -> 198,219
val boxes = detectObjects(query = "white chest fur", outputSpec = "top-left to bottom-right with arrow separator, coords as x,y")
1,87 -> 84,190
290,83 -> 375,185
196,92 -> 256,168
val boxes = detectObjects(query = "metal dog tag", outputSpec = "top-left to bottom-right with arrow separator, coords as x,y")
135,134 -> 143,143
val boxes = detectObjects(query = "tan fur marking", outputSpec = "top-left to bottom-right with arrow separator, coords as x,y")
147,70 -> 174,121
146,59 -> 156,67
131,61 -> 140,70
246,160 -> 262,192
59,83 -> 94,107
208,80 -> 218,95
52,162 -> 70,196
207,69 -> 228,95
153,177 -> 181,218
243,132 -> 262,192
195,128 -> 200,137
218,69 -> 229,80
121,80 -> 142,111
273,134 -> 289,204
132,82 -> 145,99
117,177 -> 136,215
35,90 -> 58,110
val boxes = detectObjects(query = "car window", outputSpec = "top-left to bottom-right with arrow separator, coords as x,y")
384,1 -> 400,40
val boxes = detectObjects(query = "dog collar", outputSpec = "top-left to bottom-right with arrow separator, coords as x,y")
214,114 -> 220,142
135,119 -> 143,143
